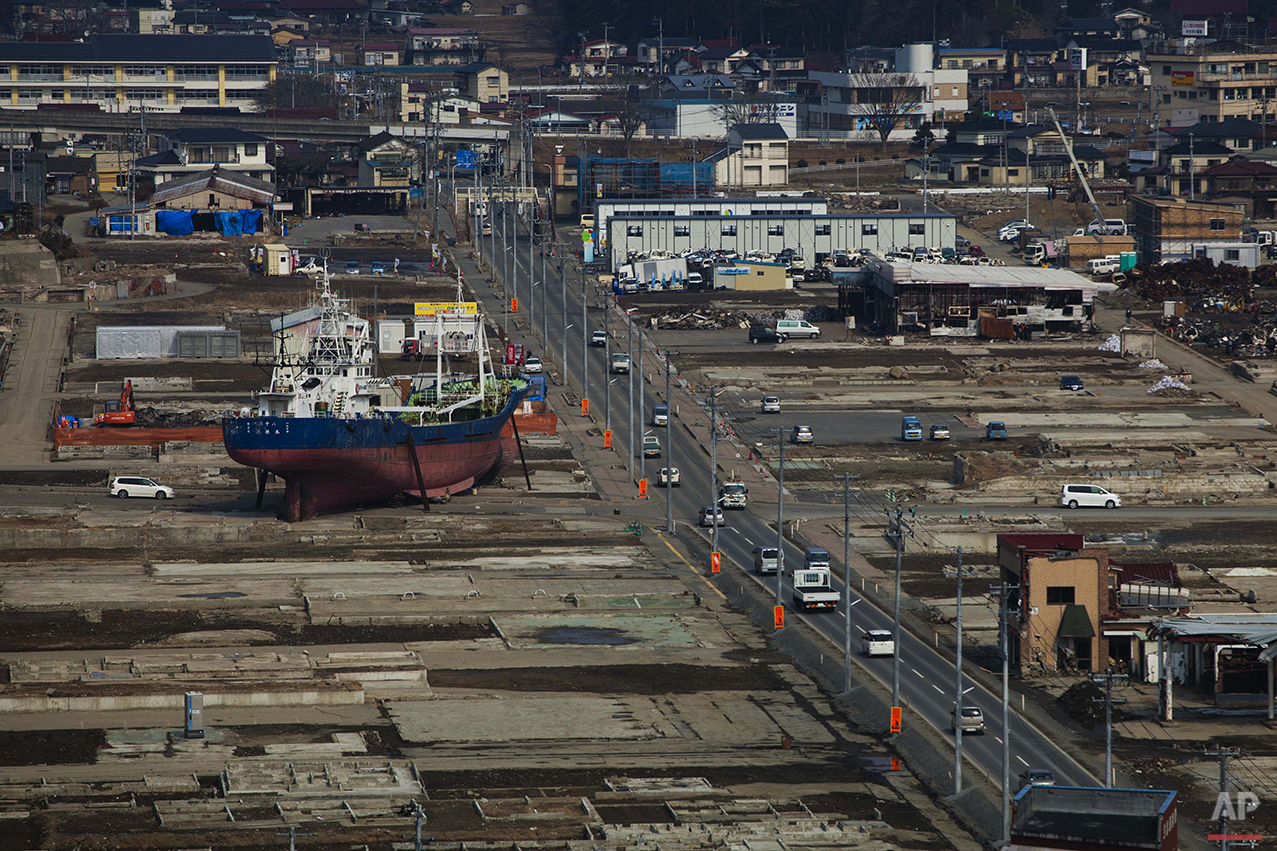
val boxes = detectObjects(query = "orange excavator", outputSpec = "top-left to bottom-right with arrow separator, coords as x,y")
94,380 -> 136,426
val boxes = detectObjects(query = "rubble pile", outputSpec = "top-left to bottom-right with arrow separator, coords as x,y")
1017,437 -> 1069,458
1098,334 -> 1122,353
1056,680 -> 1124,728
1149,376 -> 1193,396
1126,257 -> 1253,305
131,407 -> 222,428
1171,316 -> 1277,356
1138,359 -> 1167,369
653,308 -> 763,330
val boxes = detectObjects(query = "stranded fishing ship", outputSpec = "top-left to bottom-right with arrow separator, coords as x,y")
223,270 -> 528,521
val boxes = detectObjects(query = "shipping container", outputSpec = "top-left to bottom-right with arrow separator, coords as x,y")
95,325 -> 227,359
176,330 -> 241,358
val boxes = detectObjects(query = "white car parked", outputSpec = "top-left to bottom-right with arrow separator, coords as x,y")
110,476 -> 175,500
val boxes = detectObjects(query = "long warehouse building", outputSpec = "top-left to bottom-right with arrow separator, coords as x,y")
603,212 -> 956,269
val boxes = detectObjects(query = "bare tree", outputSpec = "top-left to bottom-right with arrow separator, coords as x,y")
713,93 -> 777,129
847,72 -> 925,146
597,76 -> 655,158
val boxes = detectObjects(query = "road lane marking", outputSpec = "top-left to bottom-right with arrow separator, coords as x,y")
1016,756 -> 1029,766
994,736 -> 1003,743
931,685 -> 944,694
656,533 -> 728,602
912,668 -> 925,678
742,536 -> 755,546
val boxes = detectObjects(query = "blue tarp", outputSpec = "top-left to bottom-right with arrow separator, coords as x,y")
213,210 -> 262,236
156,210 -> 194,236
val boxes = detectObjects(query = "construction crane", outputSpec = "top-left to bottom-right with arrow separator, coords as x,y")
1046,106 -> 1106,230
94,380 -> 136,426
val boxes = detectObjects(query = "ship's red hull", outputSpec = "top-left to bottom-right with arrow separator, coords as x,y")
236,437 -> 510,522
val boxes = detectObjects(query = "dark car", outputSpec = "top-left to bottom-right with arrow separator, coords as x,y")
968,245 -> 986,258
1060,374 -> 1085,391
749,326 -> 788,344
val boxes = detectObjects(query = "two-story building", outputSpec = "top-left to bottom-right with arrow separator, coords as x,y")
1130,195 -> 1247,263
710,123 -> 788,187
0,34 -> 276,112
937,47 -> 1007,90
1201,157 -> 1277,218
359,42 -> 401,66
566,39 -> 628,78
357,132 -> 418,187
289,39 -> 331,68
136,128 -> 274,187
405,26 -> 483,66
456,62 -> 507,103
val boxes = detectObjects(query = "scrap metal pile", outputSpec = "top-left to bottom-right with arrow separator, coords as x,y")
652,305 -> 840,330
1169,315 -> 1277,356
1125,258 -> 1254,308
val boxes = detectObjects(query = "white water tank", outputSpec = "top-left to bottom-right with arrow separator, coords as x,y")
894,43 -> 934,73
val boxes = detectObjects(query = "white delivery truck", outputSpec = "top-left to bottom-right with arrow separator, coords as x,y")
720,478 -> 747,509
792,564 -> 840,611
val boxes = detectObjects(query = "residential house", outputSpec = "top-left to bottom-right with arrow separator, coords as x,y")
0,34 -> 276,112
1148,44 -> 1277,127
1060,36 -> 1143,87
1113,7 -> 1153,36
456,62 -> 507,103
526,108 -> 593,133
357,132 -> 418,187
93,149 -> 131,192
399,85 -> 480,124
405,27 -> 483,66
44,155 -> 96,195
360,42 -> 401,66
278,0 -> 371,22
748,45 -> 806,92
634,36 -> 700,72
290,39 -> 331,68
501,2 -> 529,13
1200,158 -> 1277,218
1173,117 -> 1264,152
1159,138 -> 1233,197
1130,195 -> 1247,263
273,28 -> 307,48
938,47 -> 1006,90
148,166 -> 276,211
440,0 -> 472,13
566,39 -> 630,78
970,90 -> 1026,123
698,45 -> 751,74
710,123 -> 789,187
136,129 -> 274,187
1056,16 -> 1121,39
270,15 -> 310,34
1006,38 -> 1061,87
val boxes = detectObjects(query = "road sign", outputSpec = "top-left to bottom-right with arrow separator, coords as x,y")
773,606 -> 784,629
711,552 -> 721,574
603,429 -> 612,448
581,398 -> 589,417
638,478 -> 647,499
890,707 -> 902,733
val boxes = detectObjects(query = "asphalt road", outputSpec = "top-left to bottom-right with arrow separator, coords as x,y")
453,193 -> 1100,796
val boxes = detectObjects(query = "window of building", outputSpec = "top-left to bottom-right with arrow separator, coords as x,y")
19,64 -> 61,80
1210,218 -> 1227,230
244,143 -> 258,157
721,223 -> 737,236
815,223 -> 831,236
674,224 -> 690,237
1162,65 -> 1171,75
1226,249 -> 1241,261
908,223 -> 925,235
1046,586 -> 1075,605
861,223 -> 878,235
125,65 -> 165,78
767,223 -> 784,236
486,76 -> 500,86
1008,168 -> 1019,177
73,64 -> 113,79
626,225 -> 642,236
225,65 -> 270,81
175,65 -> 218,81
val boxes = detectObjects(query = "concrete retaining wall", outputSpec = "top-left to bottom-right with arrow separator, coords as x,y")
0,685 -> 365,713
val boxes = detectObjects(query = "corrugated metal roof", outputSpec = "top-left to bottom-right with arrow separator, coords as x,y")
150,168 -> 275,207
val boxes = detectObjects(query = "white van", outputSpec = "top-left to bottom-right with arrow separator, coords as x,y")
863,630 -> 895,657
753,545 -> 779,575
1060,483 -> 1121,509
1086,256 -> 1120,276
777,319 -> 820,339
1087,218 -> 1127,236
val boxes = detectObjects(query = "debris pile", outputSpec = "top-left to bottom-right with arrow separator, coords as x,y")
1125,257 -> 1253,305
1017,437 -> 1069,458
1138,359 -> 1167,369
1149,376 -> 1193,396
1098,334 -> 1122,353
1170,316 -> 1277,356
653,308 -> 762,330
131,407 -> 222,428
1055,679 -> 1124,728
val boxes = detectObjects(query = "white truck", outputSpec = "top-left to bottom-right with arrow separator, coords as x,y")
1024,241 -> 1059,266
610,353 -> 631,374
720,479 -> 748,509
617,257 -> 689,291
792,565 -> 840,611
1085,255 -> 1122,276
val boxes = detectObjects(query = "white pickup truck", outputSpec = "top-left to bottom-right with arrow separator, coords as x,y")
792,566 -> 840,611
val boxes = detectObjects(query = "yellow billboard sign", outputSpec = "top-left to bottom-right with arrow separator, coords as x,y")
415,302 -> 478,316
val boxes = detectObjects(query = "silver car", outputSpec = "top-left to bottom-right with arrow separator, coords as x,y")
762,395 -> 781,413
791,425 -> 813,444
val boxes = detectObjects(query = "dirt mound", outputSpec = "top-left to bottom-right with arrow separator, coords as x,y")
131,407 -> 222,428
960,451 -> 1031,483
1056,679 -> 1126,728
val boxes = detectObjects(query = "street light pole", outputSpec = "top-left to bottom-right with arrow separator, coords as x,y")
954,545 -> 964,795
775,427 -> 784,613
627,314 -> 634,475
604,305 -> 611,432
637,322 -> 646,486
709,388 -> 719,553
559,261 -> 567,384
843,473 -> 859,693
664,352 -> 673,533
890,507 -> 909,710
581,268 -> 588,407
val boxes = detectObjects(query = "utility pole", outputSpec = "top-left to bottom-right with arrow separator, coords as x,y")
710,388 -> 719,553
604,299 -> 611,433
775,427 -> 784,613
559,261 -> 567,385
992,582 -> 1016,843
410,800 -> 426,851
637,321 -> 646,486
581,268 -> 588,407
276,827 -> 314,851
953,546 -> 965,795
627,313 -> 634,475
889,508 -> 911,709
664,352 -> 673,533
1206,747 -> 1242,851
843,473 -> 860,694
1092,672 -> 1128,788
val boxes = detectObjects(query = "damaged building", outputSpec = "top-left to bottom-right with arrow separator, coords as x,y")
839,260 -> 1116,336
